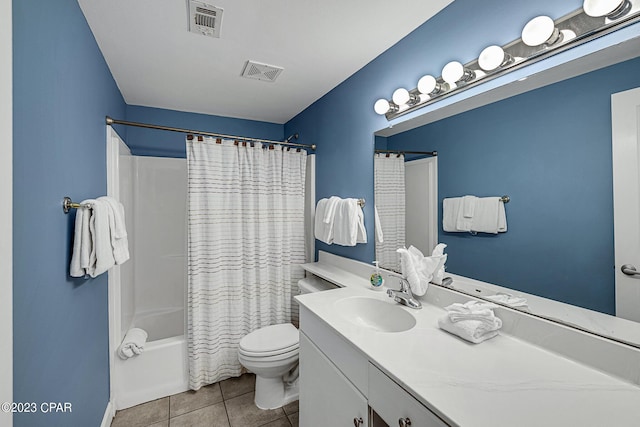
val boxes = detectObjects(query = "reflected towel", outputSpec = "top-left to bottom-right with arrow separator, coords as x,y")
485,293 -> 528,308
118,328 -> 148,359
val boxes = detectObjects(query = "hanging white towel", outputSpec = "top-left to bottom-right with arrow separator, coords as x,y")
374,206 -> 384,244
471,197 -> 504,234
98,196 -> 130,265
70,199 -> 95,277
314,196 -> 341,244
117,328 -> 148,359
333,198 -> 366,246
442,198 -> 461,232
456,195 -> 477,232
89,199 -> 116,278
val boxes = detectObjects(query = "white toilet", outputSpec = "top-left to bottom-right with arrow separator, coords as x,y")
237,276 -> 336,409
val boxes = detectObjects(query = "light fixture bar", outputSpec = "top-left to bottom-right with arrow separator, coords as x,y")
380,2 -> 640,121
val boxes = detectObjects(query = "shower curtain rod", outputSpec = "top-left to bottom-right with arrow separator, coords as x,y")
105,116 -> 316,150
375,149 -> 437,156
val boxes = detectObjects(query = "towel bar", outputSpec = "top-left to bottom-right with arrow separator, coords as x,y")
500,195 -> 510,203
357,198 -> 365,207
63,197 -> 92,214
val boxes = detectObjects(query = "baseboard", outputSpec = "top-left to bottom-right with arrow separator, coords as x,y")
100,400 -> 115,427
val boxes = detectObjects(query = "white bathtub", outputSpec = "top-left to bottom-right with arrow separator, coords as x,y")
114,309 -> 189,409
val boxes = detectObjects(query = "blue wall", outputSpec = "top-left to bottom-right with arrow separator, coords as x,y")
125,105 -> 284,158
13,0 -> 126,426
284,0 -> 639,313
285,0 -> 589,264
387,57 -> 640,314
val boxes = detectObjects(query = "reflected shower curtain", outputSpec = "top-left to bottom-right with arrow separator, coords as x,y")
187,137 -> 307,390
375,154 -> 405,271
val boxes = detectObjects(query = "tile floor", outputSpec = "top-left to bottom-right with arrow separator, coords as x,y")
110,373 -> 299,427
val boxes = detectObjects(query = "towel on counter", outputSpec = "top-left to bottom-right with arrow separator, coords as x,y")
485,292 -> 528,309
396,244 -> 448,296
438,301 -> 502,344
117,328 -> 148,359
442,198 -> 461,232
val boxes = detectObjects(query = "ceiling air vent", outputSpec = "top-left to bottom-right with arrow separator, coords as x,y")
188,1 -> 223,38
241,61 -> 284,83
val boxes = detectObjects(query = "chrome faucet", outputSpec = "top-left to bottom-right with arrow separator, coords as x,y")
387,278 -> 422,309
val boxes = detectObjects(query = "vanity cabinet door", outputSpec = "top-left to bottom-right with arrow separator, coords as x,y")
369,364 -> 450,427
299,332 -> 368,427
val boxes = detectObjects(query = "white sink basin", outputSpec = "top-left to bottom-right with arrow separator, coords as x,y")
334,296 -> 416,333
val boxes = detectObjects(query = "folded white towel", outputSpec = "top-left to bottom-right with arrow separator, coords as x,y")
374,206 -> 384,244
98,196 -> 130,265
456,195 -> 477,232
439,300 -> 502,343
485,293 -> 528,308
438,316 -> 501,344
118,328 -> 148,359
70,200 -> 94,277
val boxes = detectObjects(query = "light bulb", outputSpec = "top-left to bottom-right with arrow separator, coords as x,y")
417,75 -> 443,95
392,88 -> 411,105
374,99 -> 391,115
521,16 -> 561,47
478,45 -> 512,72
442,61 -> 474,84
583,0 -> 630,18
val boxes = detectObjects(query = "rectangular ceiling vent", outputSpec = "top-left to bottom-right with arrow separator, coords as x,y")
188,1 -> 223,38
241,61 -> 284,83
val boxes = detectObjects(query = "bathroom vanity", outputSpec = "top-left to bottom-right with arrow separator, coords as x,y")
295,252 -> 640,427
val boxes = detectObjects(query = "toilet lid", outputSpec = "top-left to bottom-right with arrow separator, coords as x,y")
239,323 -> 299,354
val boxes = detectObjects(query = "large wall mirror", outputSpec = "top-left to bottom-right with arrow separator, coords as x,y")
374,38 -> 640,346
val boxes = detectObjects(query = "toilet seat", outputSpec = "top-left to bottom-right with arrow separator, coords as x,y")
238,323 -> 299,356
238,346 -> 299,362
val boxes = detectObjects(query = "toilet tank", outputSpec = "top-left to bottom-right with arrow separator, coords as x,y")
298,276 -> 338,295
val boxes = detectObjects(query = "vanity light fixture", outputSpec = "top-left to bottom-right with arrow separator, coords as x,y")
583,0 -> 632,18
442,61 -> 475,84
521,16 -> 562,47
374,98 -> 398,115
478,45 -> 514,72
417,75 -> 445,96
392,88 -> 419,106
374,2 -> 640,119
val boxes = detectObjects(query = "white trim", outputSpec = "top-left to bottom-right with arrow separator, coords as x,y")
100,400 -> 116,427
0,0 -> 13,425
107,127 -> 130,412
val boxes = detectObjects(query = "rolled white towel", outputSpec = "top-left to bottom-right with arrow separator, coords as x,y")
118,328 -> 148,360
485,293 -> 528,308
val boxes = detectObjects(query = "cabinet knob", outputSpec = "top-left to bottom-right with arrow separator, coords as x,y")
353,417 -> 364,426
399,417 -> 412,427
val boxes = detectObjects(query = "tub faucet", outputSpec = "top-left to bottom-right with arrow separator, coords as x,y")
387,278 -> 422,309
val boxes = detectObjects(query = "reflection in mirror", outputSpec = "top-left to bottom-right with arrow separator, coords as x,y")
374,151 -> 438,273
374,53 -> 640,346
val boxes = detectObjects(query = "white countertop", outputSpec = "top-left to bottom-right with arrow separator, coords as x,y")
296,269 -> 640,427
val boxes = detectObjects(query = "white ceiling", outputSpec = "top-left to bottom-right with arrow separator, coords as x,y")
78,0 -> 452,124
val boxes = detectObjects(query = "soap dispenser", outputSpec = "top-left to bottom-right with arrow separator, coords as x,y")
370,261 -> 385,291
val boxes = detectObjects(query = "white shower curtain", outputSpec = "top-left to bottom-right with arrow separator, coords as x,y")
375,153 -> 406,272
187,137 -> 307,390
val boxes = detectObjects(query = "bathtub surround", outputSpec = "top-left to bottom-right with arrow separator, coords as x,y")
187,138 -> 307,389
